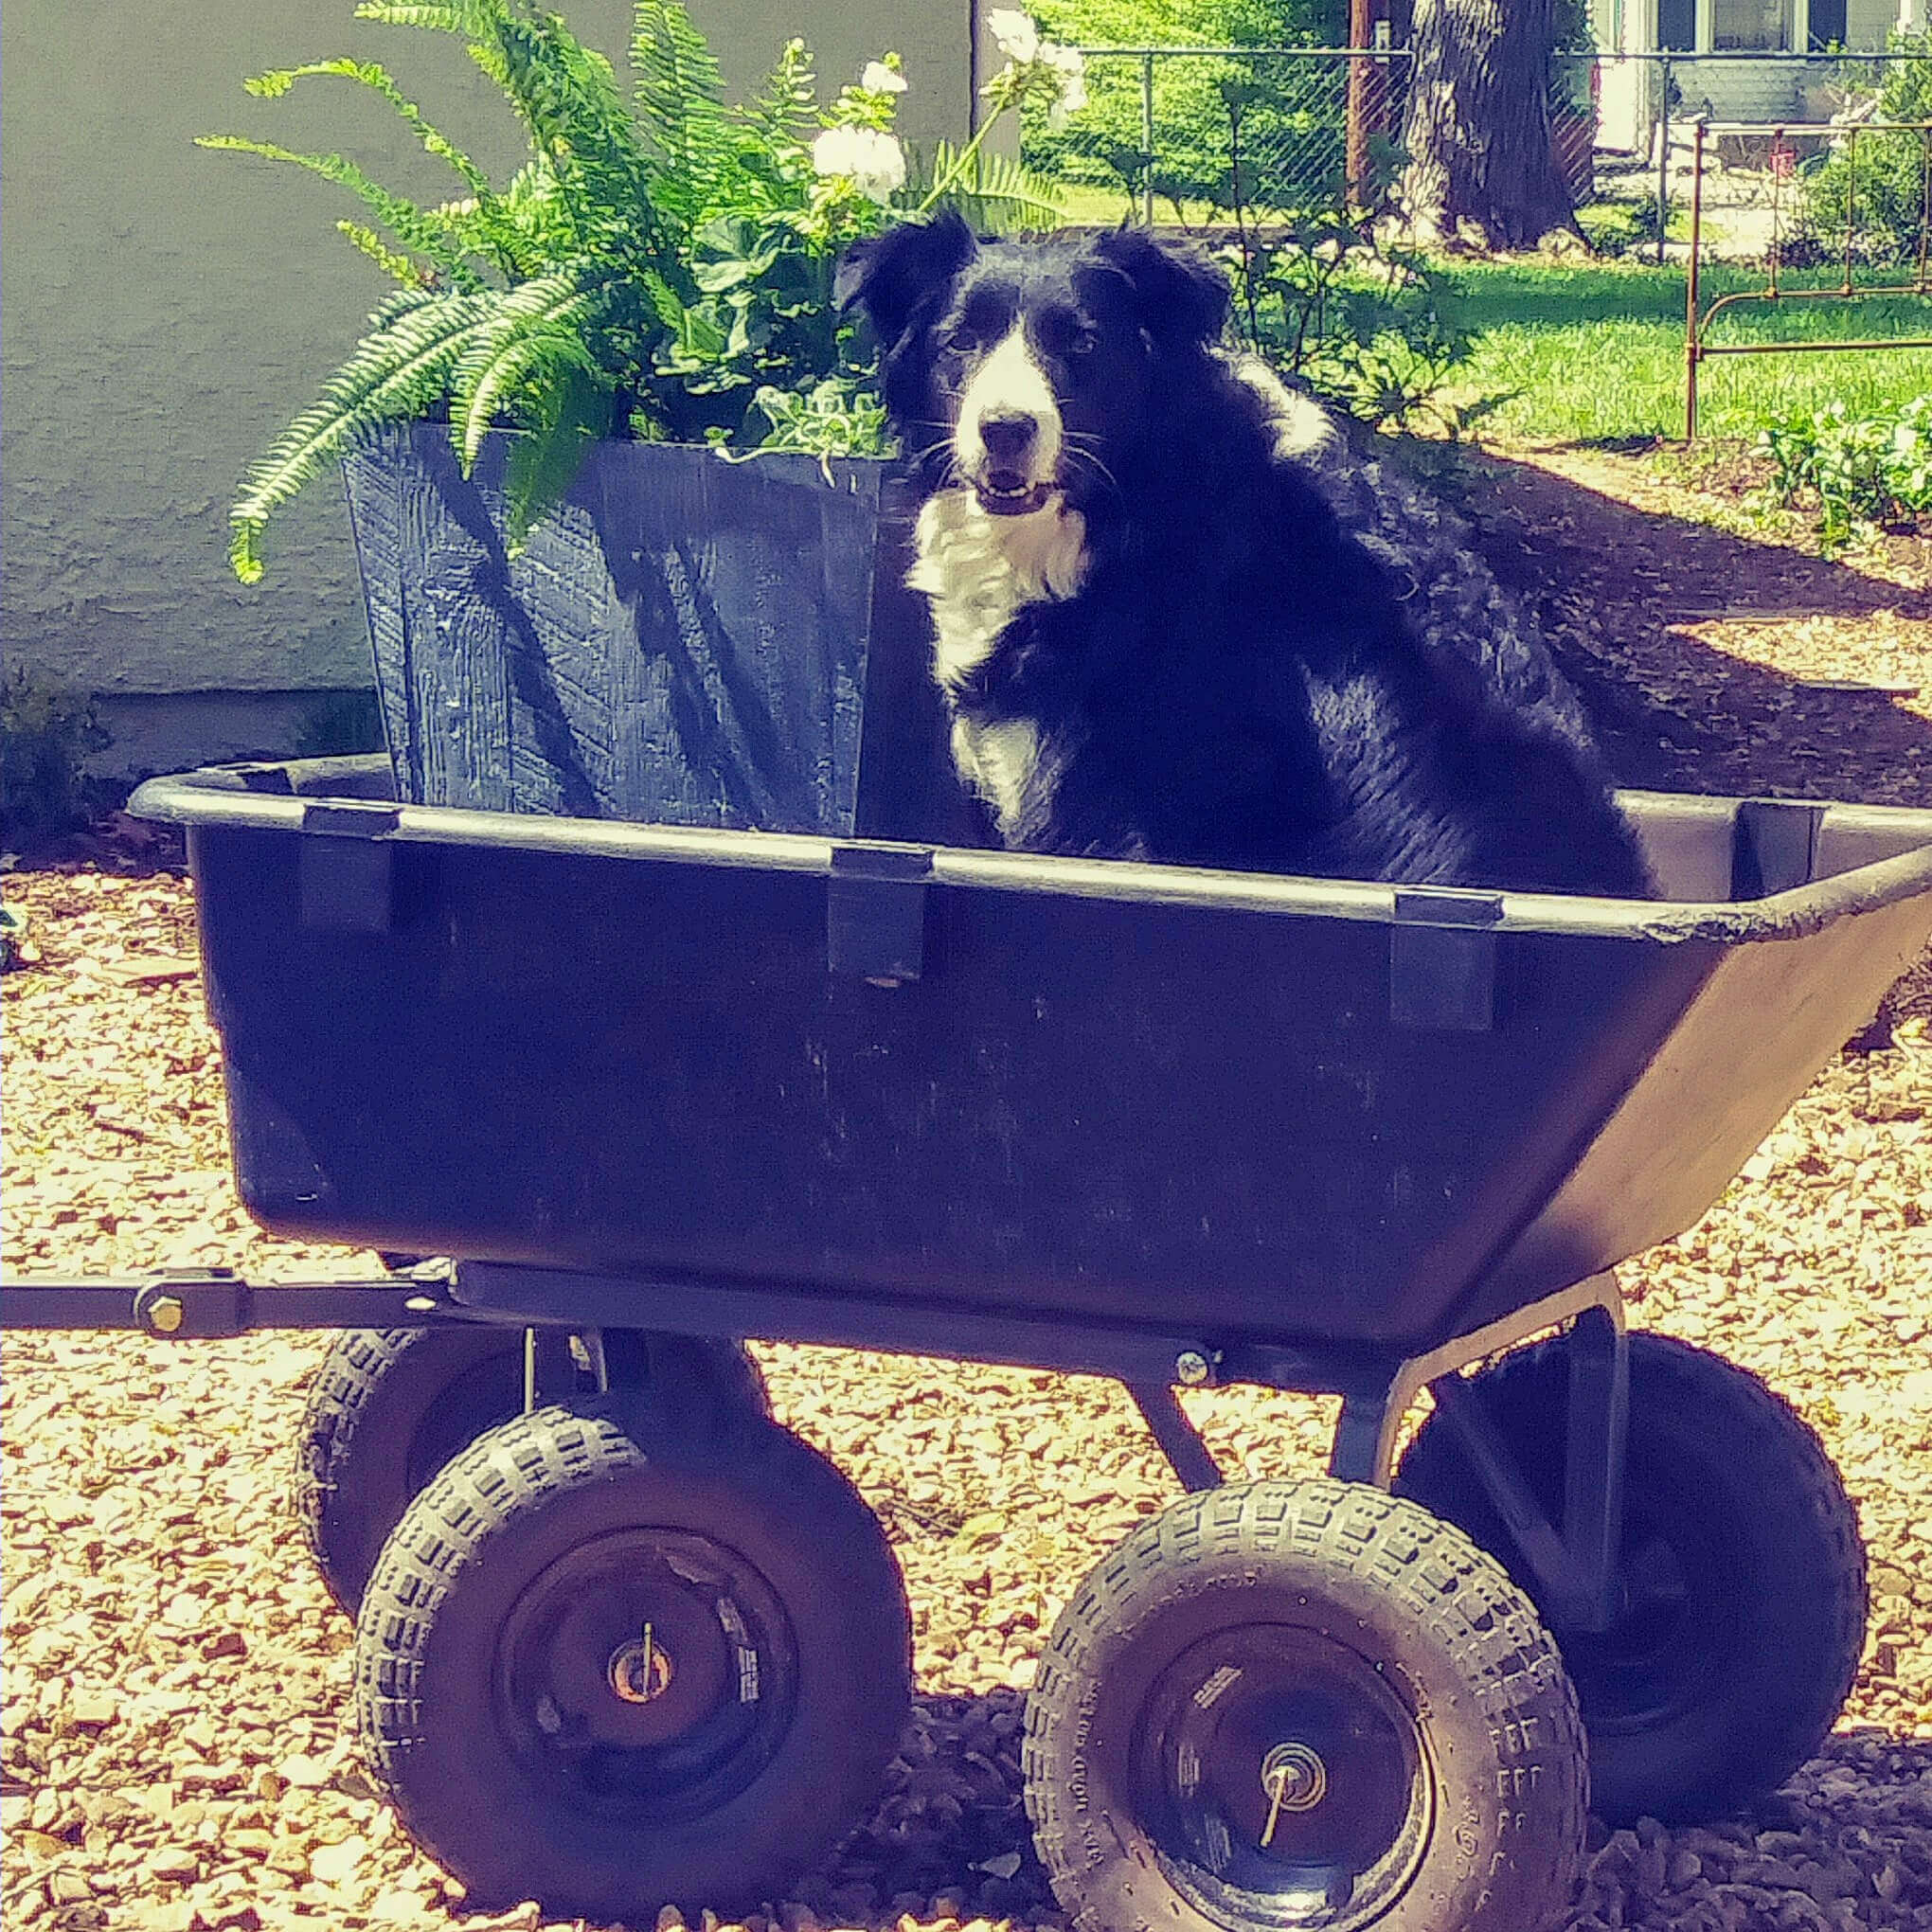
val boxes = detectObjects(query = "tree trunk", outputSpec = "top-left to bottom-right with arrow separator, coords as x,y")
1400,0 -> 1583,250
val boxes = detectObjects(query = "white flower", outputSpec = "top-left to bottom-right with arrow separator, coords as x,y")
862,60 -> 907,95
812,124 -> 907,206
1043,43 -> 1088,129
987,9 -> 1041,64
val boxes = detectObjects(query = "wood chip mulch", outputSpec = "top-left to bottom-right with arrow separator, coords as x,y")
6,446 -> 1932,1932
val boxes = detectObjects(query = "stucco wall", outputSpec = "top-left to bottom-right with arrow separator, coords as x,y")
1,1 -> 974,766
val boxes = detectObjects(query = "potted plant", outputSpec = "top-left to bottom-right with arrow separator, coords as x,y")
202,1 -> 1082,831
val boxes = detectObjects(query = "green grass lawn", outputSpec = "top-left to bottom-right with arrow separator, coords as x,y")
1433,259 -> 1932,444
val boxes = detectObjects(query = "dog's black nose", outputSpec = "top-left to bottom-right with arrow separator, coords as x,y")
979,412 -> 1038,461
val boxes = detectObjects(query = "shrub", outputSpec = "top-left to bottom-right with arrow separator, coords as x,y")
0,672 -> 109,850
1755,395 -> 1932,548
1023,0 -> 1351,212
1211,80 -> 1484,437
1796,32 -> 1932,264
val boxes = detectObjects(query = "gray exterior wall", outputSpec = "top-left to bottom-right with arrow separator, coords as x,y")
1,0 -> 975,773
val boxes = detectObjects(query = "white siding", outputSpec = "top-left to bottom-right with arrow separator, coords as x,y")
2,0 -> 976,727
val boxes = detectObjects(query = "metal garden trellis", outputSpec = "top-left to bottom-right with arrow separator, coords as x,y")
1683,116 -> 1932,437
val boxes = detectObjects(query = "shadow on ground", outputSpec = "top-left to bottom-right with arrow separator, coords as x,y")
1440,444 -> 1932,809
792,1689 -> 1054,1927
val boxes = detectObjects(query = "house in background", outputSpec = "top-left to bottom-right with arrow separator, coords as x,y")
1592,0 -> 1929,152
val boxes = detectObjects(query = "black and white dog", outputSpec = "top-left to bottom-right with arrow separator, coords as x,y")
838,214 -> 1652,895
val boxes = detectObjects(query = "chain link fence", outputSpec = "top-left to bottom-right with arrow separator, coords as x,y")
1022,43 -> 1931,260
1020,47 -> 1413,223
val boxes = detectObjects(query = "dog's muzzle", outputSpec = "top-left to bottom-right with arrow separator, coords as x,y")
966,407 -> 1057,516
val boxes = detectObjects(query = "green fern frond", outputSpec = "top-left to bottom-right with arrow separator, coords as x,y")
244,58 -> 497,206
488,16 -> 664,261
920,140 -> 1064,234
365,285 -> 445,330
449,267 -> 601,467
484,162 -> 577,276
501,355 -> 612,551
736,37 -> 816,152
352,1 -> 495,32
337,221 -> 434,285
195,135 -> 491,289
631,2 -> 731,225
457,323 -> 600,471
228,293 -> 498,583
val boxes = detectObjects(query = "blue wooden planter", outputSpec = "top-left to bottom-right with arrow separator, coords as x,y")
342,426 -> 939,837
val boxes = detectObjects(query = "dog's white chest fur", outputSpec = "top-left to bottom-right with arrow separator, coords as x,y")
908,488 -> 1088,690
907,488 -> 1087,834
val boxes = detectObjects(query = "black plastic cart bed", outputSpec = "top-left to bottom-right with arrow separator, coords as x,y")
9,759 -> 1932,1932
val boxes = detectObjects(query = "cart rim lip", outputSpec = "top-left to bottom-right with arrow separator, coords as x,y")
130,760 -> 1932,946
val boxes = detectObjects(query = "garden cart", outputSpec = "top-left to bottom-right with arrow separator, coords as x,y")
7,755 -> 1932,1932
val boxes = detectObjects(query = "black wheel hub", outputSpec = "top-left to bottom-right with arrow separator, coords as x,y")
1136,1625 -> 1432,1930
496,1527 -> 796,1823
1570,1511 -> 1731,1737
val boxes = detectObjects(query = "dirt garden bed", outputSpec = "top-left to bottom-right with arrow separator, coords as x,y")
4,443 -> 1930,1932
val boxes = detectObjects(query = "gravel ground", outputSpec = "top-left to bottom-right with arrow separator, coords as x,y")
5,450 -> 1932,1932
5,869 -> 1930,1932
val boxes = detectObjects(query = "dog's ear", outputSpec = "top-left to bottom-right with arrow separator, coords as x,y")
836,210 -> 979,350
1089,227 -> 1230,351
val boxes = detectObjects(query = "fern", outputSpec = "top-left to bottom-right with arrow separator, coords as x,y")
352,2 -> 492,28
501,354 -> 612,547
448,267 -> 601,466
194,136 -> 492,289
736,37 -> 816,153
337,221 -> 434,286
228,291 -> 495,582
243,56 -> 532,278
491,16 -> 662,259
247,59 -> 495,200
631,2 -> 731,228
915,140 -> 1063,235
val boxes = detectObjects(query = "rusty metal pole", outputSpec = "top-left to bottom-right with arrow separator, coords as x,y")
1685,118 -> 1706,439
1346,0 -> 1372,205
1656,55 -> 1673,267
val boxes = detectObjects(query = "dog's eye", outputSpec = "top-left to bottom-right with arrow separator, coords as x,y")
1068,330 -> 1099,356
943,328 -> 978,354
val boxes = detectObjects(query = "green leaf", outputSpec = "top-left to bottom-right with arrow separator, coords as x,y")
632,0 -> 729,224
737,36 -> 815,152
243,58 -> 495,200
228,291 -> 495,582
448,267 -> 602,467
353,2 -> 494,31
501,355 -> 612,550
915,140 -> 1063,234
195,134 -> 490,289
335,221 -> 434,286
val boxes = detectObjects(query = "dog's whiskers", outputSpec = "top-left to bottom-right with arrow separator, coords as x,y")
1063,446 -> 1120,496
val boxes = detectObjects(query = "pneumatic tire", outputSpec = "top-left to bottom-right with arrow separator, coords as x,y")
1023,1479 -> 1586,1932
1395,1331 -> 1866,1823
354,1399 -> 910,1921
298,1326 -> 769,1614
